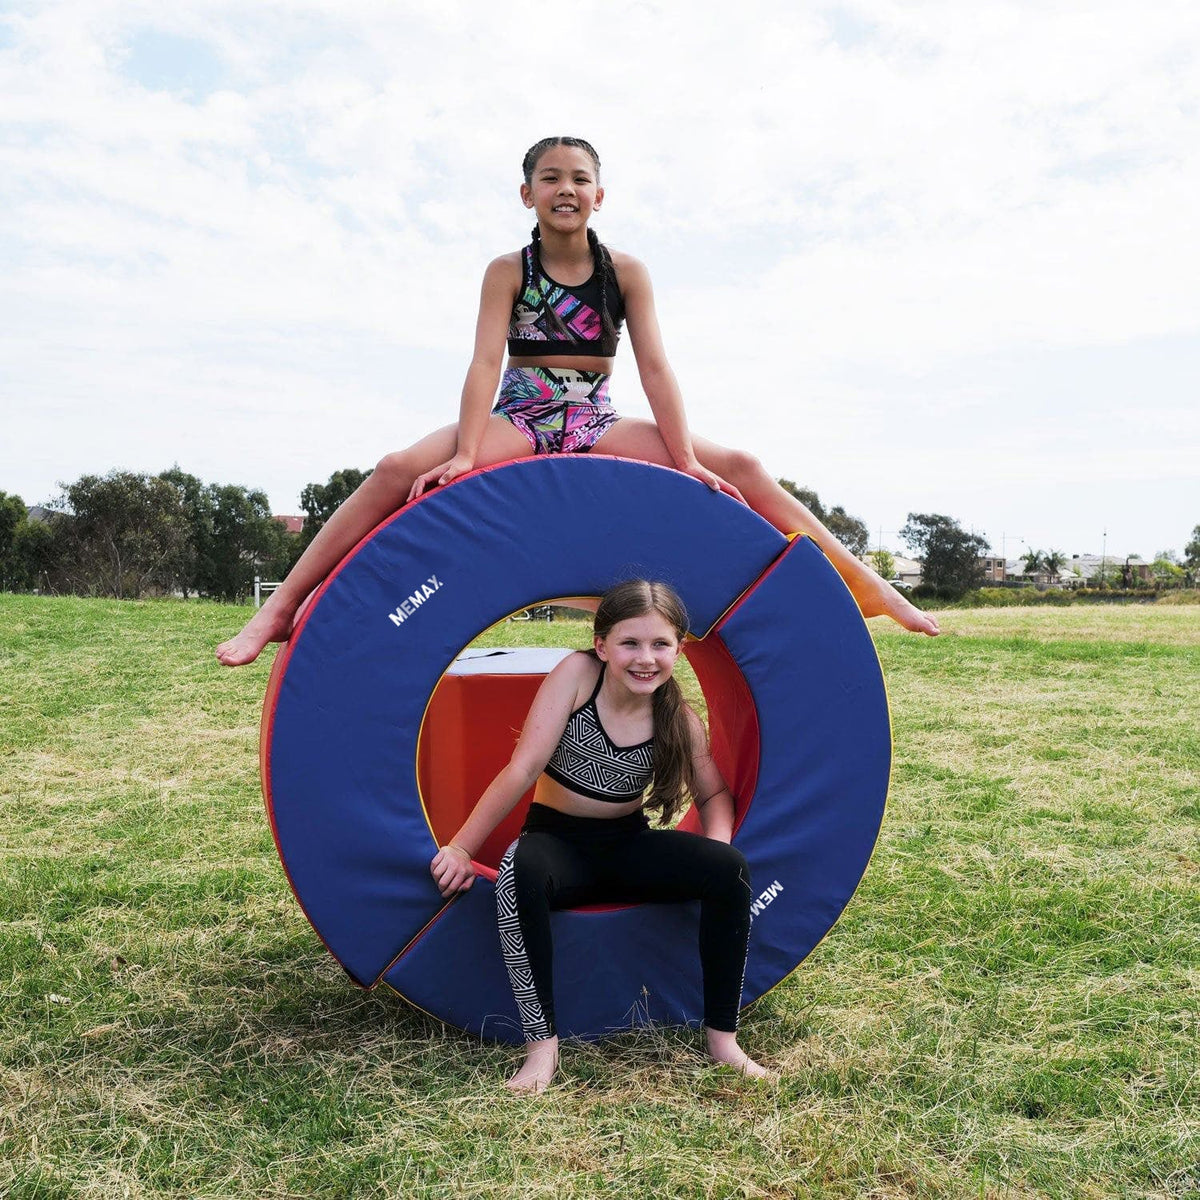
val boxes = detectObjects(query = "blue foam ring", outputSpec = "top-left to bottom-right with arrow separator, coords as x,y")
262,456 -> 891,1039
262,456 -> 787,987
716,535 -> 890,1004
378,535 -> 891,1042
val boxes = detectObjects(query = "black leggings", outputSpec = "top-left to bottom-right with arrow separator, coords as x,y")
496,803 -> 752,1041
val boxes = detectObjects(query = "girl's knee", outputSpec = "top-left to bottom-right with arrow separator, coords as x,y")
727,844 -> 750,885
707,842 -> 750,893
373,449 -> 412,486
721,446 -> 766,487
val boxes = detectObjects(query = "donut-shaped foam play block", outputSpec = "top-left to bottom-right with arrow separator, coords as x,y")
261,456 -> 890,1042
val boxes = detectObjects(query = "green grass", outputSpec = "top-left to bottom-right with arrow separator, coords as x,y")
1,595 -> 1197,1198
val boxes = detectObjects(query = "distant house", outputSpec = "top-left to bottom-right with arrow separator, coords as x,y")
890,555 -> 923,587
274,514 -> 305,535
860,553 -> 923,588
1005,559 -> 1055,585
979,555 -> 1006,583
1069,553 -> 1151,586
1003,557 -> 1081,586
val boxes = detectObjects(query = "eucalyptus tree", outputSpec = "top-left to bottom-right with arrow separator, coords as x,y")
777,479 -> 870,557
901,513 -> 988,594
1185,526 -> 1200,572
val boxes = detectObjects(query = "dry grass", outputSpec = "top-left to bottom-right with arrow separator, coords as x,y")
925,604 -> 1200,645
1,595 -> 1197,1198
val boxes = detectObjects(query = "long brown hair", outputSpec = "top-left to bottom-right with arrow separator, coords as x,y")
593,580 -> 696,825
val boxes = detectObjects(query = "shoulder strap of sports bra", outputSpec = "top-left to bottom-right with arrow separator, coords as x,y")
564,660 -> 606,720
587,662 -> 605,706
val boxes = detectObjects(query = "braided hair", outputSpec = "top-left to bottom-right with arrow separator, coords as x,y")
591,580 -> 697,826
522,137 -> 620,356
521,136 -> 602,185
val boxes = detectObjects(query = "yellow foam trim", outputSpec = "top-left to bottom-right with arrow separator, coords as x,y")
381,979 -> 453,1028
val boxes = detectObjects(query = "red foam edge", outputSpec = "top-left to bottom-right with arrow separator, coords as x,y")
259,593 -> 369,984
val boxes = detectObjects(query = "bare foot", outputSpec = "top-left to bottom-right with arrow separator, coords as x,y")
705,1028 -> 775,1080
506,1036 -> 558,1094
215,602 -> 296,667
865,584 -> 940,636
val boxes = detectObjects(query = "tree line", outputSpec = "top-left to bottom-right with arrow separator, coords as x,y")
778,481 -> 1001,594
3,467 -> 1196,602
0,467 -> 369,602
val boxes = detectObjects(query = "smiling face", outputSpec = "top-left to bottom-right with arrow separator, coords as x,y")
594,611 -> 682,695
520,144 -> 603,232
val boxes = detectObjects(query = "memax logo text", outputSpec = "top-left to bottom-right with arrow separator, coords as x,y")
387,575 -> 443,626
749,880 -> 783,920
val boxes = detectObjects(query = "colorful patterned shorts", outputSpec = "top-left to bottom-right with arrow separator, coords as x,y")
492,366 -> 620,455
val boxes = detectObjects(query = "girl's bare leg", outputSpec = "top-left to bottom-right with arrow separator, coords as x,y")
506,1036 -> 559,1094
592,420 -> 939,635
704,1028 -> 774,1079
215,418 -> 532,665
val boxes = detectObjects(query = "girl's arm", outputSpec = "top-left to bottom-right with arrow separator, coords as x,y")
429,653 -> 591,897
616,254 -> 743,501
408,254 -> 521,502
684,706 -> 736,843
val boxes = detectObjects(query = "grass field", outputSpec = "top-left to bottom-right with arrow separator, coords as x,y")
1,595 -> 1197,1199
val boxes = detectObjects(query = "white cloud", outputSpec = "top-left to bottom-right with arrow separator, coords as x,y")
1,0 -> 1197,557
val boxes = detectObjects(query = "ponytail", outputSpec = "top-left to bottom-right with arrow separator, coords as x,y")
647,673 -> 695,825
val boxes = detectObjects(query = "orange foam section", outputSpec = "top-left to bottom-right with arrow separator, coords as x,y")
417,672 -> 542,871
679,636 -> 760,836
417,635 -> 761,865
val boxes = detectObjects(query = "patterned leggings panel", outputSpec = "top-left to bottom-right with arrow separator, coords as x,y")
496,839 -> 554,1042
492,366 -> 620,455
495,804 -> 753,1042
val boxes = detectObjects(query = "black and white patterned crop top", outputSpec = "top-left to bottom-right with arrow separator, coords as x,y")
543,665 -> 654,803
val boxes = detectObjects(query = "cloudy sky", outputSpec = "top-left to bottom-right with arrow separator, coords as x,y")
3,0 -> 1197,562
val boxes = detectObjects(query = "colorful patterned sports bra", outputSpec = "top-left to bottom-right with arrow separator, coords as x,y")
544,664 -> 654,803
507,241 -> 625,358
